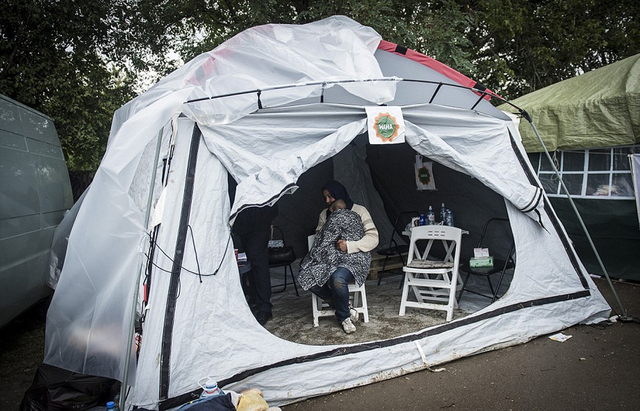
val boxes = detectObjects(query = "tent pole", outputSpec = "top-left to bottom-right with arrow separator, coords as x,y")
523,114 -> 628,319
120,128 -> 165,410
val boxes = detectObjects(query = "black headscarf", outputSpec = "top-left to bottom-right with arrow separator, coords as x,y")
323,180 -> 354,211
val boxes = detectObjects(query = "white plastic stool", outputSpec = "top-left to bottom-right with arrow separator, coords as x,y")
311,282 -> 369,327
306,234 -> 370,326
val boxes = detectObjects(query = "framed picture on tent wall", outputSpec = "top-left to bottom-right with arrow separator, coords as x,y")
415,155 -> 436,191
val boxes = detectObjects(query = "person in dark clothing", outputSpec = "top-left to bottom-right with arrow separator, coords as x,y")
233,205 -> 278,326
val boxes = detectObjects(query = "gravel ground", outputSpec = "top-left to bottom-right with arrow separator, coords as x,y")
1,278 -> 638,411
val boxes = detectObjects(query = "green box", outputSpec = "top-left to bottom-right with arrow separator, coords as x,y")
470,256 -> 494,268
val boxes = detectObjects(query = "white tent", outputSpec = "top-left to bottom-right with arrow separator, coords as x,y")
44,16 -> 610,410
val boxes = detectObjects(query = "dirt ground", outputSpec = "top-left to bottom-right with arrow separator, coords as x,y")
0,300 -> 48,410
264,272 -> 480,345
1,277 -> 639,411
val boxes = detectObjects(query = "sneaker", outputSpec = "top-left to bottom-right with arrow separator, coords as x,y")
349,304 -> 359,323
341,317 -> 356,334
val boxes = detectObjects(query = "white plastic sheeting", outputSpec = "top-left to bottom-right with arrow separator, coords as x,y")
45,16 -> 394,384
213,103 -> 544,223
43,15 -> 611,411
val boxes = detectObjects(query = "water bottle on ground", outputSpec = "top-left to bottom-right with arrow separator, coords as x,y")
199,377 -> 224,398
106,401 -> 116,410
427,206 -> 436,225
445,209 -> 454,227
440,203 -> 446,223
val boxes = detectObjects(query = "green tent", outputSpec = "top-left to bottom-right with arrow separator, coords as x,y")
500,53 -> 640,152
499,54 -> 640,281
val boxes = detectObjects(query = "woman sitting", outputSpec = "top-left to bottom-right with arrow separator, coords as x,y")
298,181 -> 378,334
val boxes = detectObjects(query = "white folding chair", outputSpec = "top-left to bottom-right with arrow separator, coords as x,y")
307,235 -> 370,327
311,283 -> 369,327
399,225 -> 462,322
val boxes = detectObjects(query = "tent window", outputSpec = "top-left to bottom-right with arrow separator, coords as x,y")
586,174 -> 609,195
614,147 -> 632,171
539,174 -> 559,195
588,149 -> 610,171
528,144 -> 640,199
562,150 -> 584,171
564,174 -> 584,195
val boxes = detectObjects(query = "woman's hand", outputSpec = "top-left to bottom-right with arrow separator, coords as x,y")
336,239 -> 347,252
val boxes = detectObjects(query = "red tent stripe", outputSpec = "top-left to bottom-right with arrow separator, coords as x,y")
377,40 -> 501,99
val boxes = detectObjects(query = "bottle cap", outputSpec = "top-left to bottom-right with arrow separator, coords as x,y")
107,401 -> 115,409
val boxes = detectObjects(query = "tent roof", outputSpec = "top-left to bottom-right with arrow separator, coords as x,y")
500,53 -> 640,152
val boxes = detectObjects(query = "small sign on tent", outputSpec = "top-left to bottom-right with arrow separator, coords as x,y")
415,155 -> 436,191
365,106 -> 405,145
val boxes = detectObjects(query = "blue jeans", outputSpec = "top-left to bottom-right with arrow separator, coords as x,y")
310,267 -> 354,323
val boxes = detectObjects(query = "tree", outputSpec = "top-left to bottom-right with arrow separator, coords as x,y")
3,0 -> 637,172
149,0 -> 475,76
0,1 -> 478,171
135,0 -> 640,100
0,0 -> 181,170
463,0 -> 640,99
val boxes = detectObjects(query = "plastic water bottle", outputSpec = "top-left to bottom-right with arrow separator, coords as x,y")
427,206 -> 436,225
419,213 -> 426,226
440,203 -> 446,223
445,209 -> 454,227
200,377 -> 223,398
106,401 -> 116,410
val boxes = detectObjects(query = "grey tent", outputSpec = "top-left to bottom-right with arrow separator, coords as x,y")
43,16 -> 610,410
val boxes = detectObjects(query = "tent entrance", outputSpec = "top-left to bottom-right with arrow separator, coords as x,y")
250,138 -> 517,344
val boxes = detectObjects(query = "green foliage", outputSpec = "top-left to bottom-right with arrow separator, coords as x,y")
0,0 -> 179,170
149,0 -> 474,74
2,0 -> 638,171
464,0 -> 640,99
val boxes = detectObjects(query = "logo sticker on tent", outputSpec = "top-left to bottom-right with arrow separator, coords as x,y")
366,106 -> 405,145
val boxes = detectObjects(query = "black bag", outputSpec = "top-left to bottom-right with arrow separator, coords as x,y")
20,363 -> 118,411
268,246 -> 296,265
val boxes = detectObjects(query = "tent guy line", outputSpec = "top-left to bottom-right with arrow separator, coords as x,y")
529,121 -> 628,318
506,130 -> 590,290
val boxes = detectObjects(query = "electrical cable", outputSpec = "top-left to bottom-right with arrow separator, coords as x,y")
144,229 -> 233,279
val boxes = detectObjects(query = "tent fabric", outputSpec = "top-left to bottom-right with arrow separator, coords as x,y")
45,15 -> 393,385
43,16 -> 611,410
373,44 -> 511,121
199,104 -> 544,224
377,40 -> 500,100
499,53 -> 640,152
